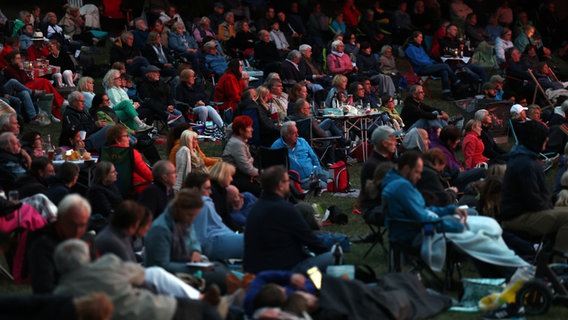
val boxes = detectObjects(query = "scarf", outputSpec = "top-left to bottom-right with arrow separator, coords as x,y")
171,222 -> 190,262
331,50 -> 344,57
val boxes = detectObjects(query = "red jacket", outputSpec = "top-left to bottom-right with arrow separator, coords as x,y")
27,45 -> 50,61
327,52 -> 354,75
462,131 -> 488,169
213,72 -> 243,112
4,64 -> 33,84
342,4 -> 361,27
110,144 -> 153,194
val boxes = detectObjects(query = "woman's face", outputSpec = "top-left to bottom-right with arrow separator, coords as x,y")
190,137 -> 198,150
85,79 -> 95,92
222,172 -> 233,187
242,22 -> 250,32
105,165 -> 118,185
299,86 -> 308,99
116,130 -> 130,147
136,220 -> 152,237
414,33 -> 423,44
32,134 -> 43,149
241,126 -> 253,140
473,122 -> 482,135
71,132 -> 85,150
354,84 -> 365,98
335,42 -> 345,53
101,95 -> 111,108
337,78 -> 348,90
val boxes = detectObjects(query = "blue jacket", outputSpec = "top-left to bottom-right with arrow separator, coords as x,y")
205,54 -> 228,76
405,42 -> 434,74
193,196 -> 233,248
382,168 -> 462,245
271,137 -> 322,181
500,144 -> 552,221
144,206 -> 202,273
168,31 -> 198,53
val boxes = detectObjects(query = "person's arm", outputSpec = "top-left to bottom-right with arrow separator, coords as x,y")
462,135 -> 476,169
288,206 -> 328,254
230,139 -> 259,177
132,149 -> 153,182
87,186 -> 114,216
144,224 -> 192,273
175,147 -> 190,190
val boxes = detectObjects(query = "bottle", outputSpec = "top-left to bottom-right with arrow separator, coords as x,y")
333,242 -> 343,265
497,266 -> 535,304
332,93 -> 339,109
46,134 -> 55,161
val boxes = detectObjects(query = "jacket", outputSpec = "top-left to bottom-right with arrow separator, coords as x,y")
462,131 -> 488,169
222,136 -> 259,177
400,96 -> 439,130
381,168 -> 462,245
213,72 -> 242,112
327,52 -> 353,75
405,42 -> 434,74
168,30 -> 198,53
59,106 -> 99,146
86,182 -> 123,217
271,137 -> 321,181
500,144 -> 552,221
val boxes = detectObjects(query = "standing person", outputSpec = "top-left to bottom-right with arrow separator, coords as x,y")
27,194 -> 92,293
221,115 -> 261,196
138,160 -> 177,218
213,59 -> 244,113
244,165 -> 332,274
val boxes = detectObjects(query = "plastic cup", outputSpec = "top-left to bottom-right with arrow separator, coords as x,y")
79,130 -> 87,140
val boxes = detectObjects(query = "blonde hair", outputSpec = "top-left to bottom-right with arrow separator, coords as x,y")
179,130 -> 198,149
77,76 -> 94,92
209,161 -> 236,185
331,74 -> 347,88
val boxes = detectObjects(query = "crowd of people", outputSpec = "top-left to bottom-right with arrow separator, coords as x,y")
2,0 -> 568,319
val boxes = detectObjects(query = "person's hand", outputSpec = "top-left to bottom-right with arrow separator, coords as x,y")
439,111 -> 449,121
290,273 -> 306,290
454,207 -> 468,224
165,63 -> 173,68
133,102 -> 140,109
190,251 -> 202,262
446,186 -> 458,193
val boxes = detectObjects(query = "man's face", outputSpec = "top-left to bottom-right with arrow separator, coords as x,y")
227,186 -> 244,210
40,163 -> 56,178
6,116 -> 20,136
380,136 -> 397,156
300,102 -> 311,116
412,87 -> 425,101
404,158 -> 424,185
147,71 -> 160,82
285,125 -> 299,145
485,88 -> 496,98
58,206 -> 90,239
71,94 -> 85,112
363,80 -> 372,94
447,25 -> 458,38
270,82 -> 283,96
6,134 -> 21,154
162,163 -> 177,188
261,31 -> 270,42
278,173 -> 291,197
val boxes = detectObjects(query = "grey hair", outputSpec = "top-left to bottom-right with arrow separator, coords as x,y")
121,31 -> 133,41
58,194 -> 92,219
54,239 -> 91,274
287,50 -> 302,60
67,91 -> 83,104
380,45 -> 392,55
102,69 -> 120,89
293,98 -> 308,113
331,40 -> 343,51
280,121 -> 297,137
474,109 -> 488,121
0,131 -> 15,149
0,113 -> 17,131
152,160 -> 173,180
408,85 -> 423,95
299,44 -> 311,52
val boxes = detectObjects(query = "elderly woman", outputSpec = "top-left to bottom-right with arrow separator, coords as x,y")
168,22 -> 199,69
174,130 -> 208,191
77,76 -> 95,110
175,68 -> 225,132
141,31 -> 176,77
0,131 -> 31,183
103,69 -> 153,131
462,119 -> 489,169
86,161 -> 122,218
47,39 -> 76,88
325,74 -> 349,108
213,59 -> 243,112
144,189 -> 229,292
378,94 -> 404,130
0,112 -> 20,136
327,40 -> 358,77
106,125 -> 153,195
222,115 -> 261,196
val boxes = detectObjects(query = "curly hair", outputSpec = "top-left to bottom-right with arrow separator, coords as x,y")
231,115 -> 253,136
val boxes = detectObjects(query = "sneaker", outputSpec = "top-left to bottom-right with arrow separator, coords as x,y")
482,303 -> 526,320
50,114 -> 61,123
167,113 -> 182,125
137,123 -> 154,132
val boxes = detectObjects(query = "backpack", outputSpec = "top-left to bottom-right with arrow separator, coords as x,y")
328,161 -> 350,193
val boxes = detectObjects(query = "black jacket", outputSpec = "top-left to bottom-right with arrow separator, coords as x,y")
86,182 -> 123,217
400,96 -> 440,130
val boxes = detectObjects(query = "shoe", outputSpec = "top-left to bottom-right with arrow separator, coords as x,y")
50,114 -> 61,123
137,123 -> 154,132
482,303 -> 526,320
167,113 -> 182,125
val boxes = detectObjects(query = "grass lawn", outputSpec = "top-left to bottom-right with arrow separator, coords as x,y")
2,40 -> 568,318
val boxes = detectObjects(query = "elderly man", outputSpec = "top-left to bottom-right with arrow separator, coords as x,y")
137,65 -> 183,126
0,131 -> 31,188
138,160 -> 177,218
244,165 -> 332,274
27,194 -> 91,293
271,121 -> 328,190
400,84 -> 449,131
54,239 -> 221,320
298,44 -> 330,88
60,91 -> 109,151
267,78 -> 288,123
254,29 -> 281,72
109,31 -> 150,78
358,126 -> 399,211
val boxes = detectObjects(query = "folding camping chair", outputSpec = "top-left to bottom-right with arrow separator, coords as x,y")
528,69 -> 555,109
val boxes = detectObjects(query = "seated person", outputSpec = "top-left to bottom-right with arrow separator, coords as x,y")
473,109 -> 508,163
236,87 -> 280,147
175,68 -> 225,133
212,59 -> 244,113
138,160 -> 177,218
271,121 -> 328,190
254,29 -> 282,73
327,40 -> 358,79
325,74 -> 349,109
221,115 -> 261,196
356,42 -> 396,97
15,156 -> 53,198
167,125 -> 219,169
184,172 -> 244,260
144,189 -> 230,293
46,162 -> 79,206
405,31 -> 456,100
105,125 -> 153,195
86,161 -> 122,219
174,131 -> 208,191
462,119 -> 489,169
227,185 -> 256,229
0,131 -> 31,186
383,150 -> 530,278
137,65 -> 183,126
400,85 -> 448,130
168,22 -> 199,69
109,31 -> 150,78
417,148 -> 458,206
401,127 -> 429,153
203,40 -> 228,77
505,47 -> 533,93
535,62 -> 568,101
244,166 -> 332,274
438,24 -> 487,84
378,94 -> 404,130
46,39 -> 76,88
141,31 -> 176,78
